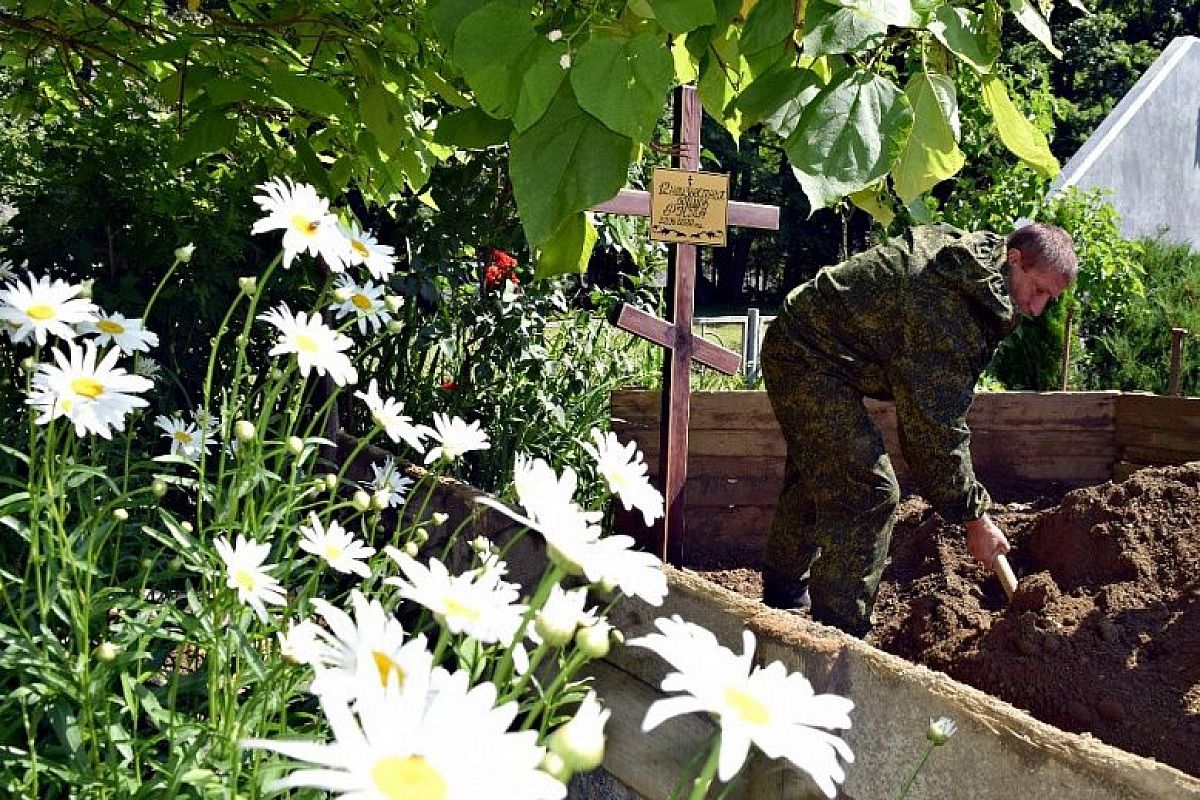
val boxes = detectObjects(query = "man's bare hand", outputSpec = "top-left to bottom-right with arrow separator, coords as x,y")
964,514 -> 1011,567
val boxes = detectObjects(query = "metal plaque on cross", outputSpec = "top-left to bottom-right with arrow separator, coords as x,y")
590,85 -> 780,565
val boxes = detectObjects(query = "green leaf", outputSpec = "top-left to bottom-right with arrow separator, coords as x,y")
510,86 -> 633,246
535,212 -> 598,278
1008,0 -> 1061,58
269,71 -> 351,119
649,0 -> 716,33
169,110 -> 237,167
454,3 -> 565,127
571,33 -> 674,140
671,35 -> 699,82
891,72 -> 965,202
850,183 -> 896,225
979,73 -> 1059,177
294,137 -> 335,197
927,5 -> 1000,73
133,38 -> 193,63
430,0 -> 524,49
801,0 -> 889,56
739,0 -> 796,54
361,84 -> 409,150
786,70 -> 913,211
434,107 -> 513,148
736,67 -> 819,132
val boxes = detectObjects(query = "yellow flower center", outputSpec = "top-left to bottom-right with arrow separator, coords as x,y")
322,543 -> 344,561
372,755 -> 446,800
233,568 -> 257,592
351,292 -> 373,310
443,597 -> 481,622
97,319 -> 126,335
372,650 -> 406,687
724,686 -> 770,726
291,214 -> 320,236
293,334 -> 320,353
26,304 -> 55,320
351,239 -> 371,258
70,377 -> 104,399
173,430 -> 194,445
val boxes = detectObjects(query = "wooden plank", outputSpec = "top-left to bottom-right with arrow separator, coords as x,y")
637,475 -> 783,507
613,390 -> 775,427
1115,426 -> 1200,454
1117,393 -> 1200,423
592,187 -> 780,231
1118,444 -> 1200,464
627,429 -> 788,459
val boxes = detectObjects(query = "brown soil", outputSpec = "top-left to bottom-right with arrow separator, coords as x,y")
698,463 -> 1200,777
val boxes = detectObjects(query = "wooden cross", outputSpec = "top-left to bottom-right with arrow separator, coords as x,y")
590,85 -> 780,565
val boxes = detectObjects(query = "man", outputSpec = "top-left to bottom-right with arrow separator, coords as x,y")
760,222 -> 1078,637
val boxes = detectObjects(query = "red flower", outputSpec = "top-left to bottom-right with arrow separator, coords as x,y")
439,380 -> 457,390
484,249 -> 520,289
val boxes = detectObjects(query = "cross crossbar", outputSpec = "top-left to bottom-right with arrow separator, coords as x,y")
592,189 -> 780,230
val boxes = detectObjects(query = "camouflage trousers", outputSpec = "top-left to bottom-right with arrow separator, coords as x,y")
760,323 -> 900,638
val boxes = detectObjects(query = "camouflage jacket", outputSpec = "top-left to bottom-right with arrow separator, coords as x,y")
773,224 -> 1018,523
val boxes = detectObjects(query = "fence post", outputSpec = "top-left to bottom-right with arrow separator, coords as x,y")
742,307 -> 761,382
1167,327 -> 1188,396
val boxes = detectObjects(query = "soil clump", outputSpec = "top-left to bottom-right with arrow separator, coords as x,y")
697,463 -> 1200,777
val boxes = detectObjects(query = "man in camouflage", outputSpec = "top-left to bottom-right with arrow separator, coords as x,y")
761,223 -> 1078,637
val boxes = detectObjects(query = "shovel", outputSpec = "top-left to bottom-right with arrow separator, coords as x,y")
992,553 -> 1019,601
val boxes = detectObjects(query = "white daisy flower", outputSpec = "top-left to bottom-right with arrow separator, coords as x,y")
369,459 -> 414,509
298,513 -> 375,579
258,303 -> 357,386
419,413 -> 490,464
308,590 -> 432,698
339,218 -> 397,281
214,534 -> 286,622
630,616 -> 855,797
0,273 -> 97,345
251,177 -> 350,271
25,340 -> 153,439
329,274 -> 392,335
278,619 -> 328,665
0,259 -> 17,284
384,551 -> 527,646
243,666 -> 566,800
79,311 -> 159,355
583,428 -> 664,526
353,379 -> 425,452
582,533 -> 668,606
154,414 -> 206,459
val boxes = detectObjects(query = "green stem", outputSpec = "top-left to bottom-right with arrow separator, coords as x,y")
683,734 -> 723,800
897,744 -> 935,800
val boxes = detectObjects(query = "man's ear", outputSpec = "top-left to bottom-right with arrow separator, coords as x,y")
1006,248 -> 1023,272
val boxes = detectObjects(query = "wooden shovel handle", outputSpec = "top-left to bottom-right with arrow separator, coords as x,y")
993,553 -> 1018,600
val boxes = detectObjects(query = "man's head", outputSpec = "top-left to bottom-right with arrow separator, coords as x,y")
1005,223 -> 1078,317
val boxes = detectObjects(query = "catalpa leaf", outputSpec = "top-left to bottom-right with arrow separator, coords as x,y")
927,5 -> 1001,73
1008,0 -> 1062,58
801,0 -> 889,56
650,0 -> 716,33
535,212 -> 598,279
510,86 -> 633,245
454,3 -> 565,126
891,71 -> 965,203
739,0 -> 796,55
980,73 -> 1059,177
786,70 -> 913,211
572,32 -> 674,140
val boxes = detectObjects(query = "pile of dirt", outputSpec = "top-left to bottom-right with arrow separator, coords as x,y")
699,463 -> 1200,777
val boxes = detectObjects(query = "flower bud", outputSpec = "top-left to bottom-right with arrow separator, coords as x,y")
95,641 -> 119,662
403,541 -> 419,557
287,436 -> 305,455
180,521 -> 193,533
323,473 -> 339,491
371,489 -> 391,511
112,508 -> 129,522
386,319 -> 404,334
535,607 -> 578,648
575,622 -> 611,659
547,29 -> 563,42
927,716 -> 958,745
168,556 -> 184,571
20,356 -> 36,374
237,276 -> 257,296
384,294 -> 404,313
270,368 -> 284,380
151,478 -> 168,498
78,279 -> 94,299
413,527 -> 429,546
234,419 -> 256,442
351,490 -> 372,512
333,286 -> 354,302
174,243 -> 196,263
539,750 -> 572,783
431,512 -> 449,526
549,692 -> 610,772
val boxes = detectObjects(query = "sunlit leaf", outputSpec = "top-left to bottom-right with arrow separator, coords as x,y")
979,73 -> 1060,177
572,33 -> 674,140
535,212 -> 599,279
891,72 -> 965,203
